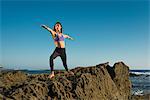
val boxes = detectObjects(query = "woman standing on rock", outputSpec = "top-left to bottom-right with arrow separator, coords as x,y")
41,22 -> 74,78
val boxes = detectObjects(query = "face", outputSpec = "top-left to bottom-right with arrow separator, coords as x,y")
55,23 -> 62,32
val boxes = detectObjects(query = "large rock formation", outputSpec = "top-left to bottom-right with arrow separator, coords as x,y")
0,62 -> 132,100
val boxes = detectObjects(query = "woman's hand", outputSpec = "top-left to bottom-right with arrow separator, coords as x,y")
68,37 -> 74,40
41,24 -> 56,36
41,24 -> 47,29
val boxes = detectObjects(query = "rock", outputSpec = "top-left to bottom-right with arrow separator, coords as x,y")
0,62 -> 132,100
113,62 -> 132,100
131,94 -> 150,100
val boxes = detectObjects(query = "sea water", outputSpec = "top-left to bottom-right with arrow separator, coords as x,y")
130,70 -> 150,95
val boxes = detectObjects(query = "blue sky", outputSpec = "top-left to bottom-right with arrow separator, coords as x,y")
1,0 -> 149,70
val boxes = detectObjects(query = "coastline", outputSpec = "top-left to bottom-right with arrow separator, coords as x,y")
0,65 -> 150,100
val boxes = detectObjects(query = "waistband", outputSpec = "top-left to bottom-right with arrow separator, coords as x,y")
56,47 -> 65,49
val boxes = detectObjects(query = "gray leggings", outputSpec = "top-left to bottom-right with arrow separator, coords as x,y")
49,47 -> 68,71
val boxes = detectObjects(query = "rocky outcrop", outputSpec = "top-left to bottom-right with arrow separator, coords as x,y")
113,62 -> 131,99
0,62 -> 132,100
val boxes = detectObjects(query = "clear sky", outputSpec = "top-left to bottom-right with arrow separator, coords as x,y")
1,0 -> 149,70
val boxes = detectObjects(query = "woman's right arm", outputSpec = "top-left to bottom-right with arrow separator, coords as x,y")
41,24 -> 56,36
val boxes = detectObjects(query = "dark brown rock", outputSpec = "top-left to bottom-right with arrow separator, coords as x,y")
0,62 -> 132,100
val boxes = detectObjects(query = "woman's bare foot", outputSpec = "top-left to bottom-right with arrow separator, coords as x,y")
49,71 -> 55,79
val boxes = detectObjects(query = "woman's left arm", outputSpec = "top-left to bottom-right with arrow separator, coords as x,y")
63,34 -> 74,40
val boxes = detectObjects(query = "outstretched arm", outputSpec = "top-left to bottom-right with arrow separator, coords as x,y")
41,24 -> 56,36
63,34 -> 74,40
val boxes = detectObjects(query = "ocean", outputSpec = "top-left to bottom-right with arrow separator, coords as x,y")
19,69 -> 150,96
130,70 -> 150,95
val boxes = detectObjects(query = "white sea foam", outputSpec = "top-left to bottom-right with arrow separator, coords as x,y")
130,72 -> 150,75
132,90 -> 144,95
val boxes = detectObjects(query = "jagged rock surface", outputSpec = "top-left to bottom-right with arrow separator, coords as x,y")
0,62 -> 132,100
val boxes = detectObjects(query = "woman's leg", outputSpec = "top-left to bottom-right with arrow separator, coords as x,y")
49,48 -> 59,72
60,49 -> 68,71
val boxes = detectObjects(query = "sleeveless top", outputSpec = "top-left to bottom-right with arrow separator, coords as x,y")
54,33 -> 64,42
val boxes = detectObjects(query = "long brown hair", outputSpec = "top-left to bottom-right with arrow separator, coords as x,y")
53,22 -> 63,33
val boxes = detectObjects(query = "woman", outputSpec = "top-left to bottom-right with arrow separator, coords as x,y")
41,22 -> 74,78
